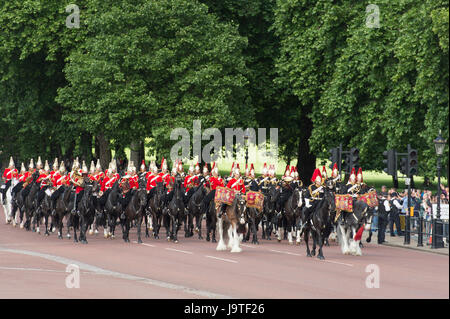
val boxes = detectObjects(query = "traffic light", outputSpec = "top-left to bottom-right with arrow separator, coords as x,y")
329,147 -> 339,169
350,148 -> 360,169
342,153 -> 350,174
383,149 -> 396,176
400,157 -> 408,175
408,146 -> 418,176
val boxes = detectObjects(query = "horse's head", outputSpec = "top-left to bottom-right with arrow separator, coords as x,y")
324,187 -> 336,212
137,188 -> 148,207
235,192 -> 247,225
364,207 -> 375,230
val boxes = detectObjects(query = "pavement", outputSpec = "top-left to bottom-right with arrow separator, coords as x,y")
0,206 -> 448,299
363,231 -> 449,256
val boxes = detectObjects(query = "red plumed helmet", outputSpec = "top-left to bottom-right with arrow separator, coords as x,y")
357,167 -> 363,182
311,168 -> 322,184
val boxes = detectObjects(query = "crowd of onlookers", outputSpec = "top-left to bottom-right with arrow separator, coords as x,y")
374,184 -> 449,244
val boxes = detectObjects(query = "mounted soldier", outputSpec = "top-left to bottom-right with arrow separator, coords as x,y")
303,168 -> 325,222
202,162 -> 223,214
218,164 -> 246,218
71,162 -> 88,216
35,160 -> 53,208
292,166 -> 303,189
356,167 -> 369,194
343,167 -> 359,197
257,163 -> 270,193
327,163 -> 342,193
245,164 -> 259,192
139,160 -> 147,179
183,164 -> 199,204
1,157 -> 18,204
277,165 -> 294,212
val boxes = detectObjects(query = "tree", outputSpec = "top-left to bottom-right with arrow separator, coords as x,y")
56,0 -> 253,166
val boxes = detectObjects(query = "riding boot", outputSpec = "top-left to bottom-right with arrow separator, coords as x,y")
71,192 -> 77,215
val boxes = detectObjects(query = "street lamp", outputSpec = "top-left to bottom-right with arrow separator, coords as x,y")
432,130 -> 446,249
244,128 -> 249,168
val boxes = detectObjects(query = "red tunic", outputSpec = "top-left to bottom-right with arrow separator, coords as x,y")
146,173 -> 158,191
184,175 -> 198,189
226,178 -> 246,194
210,176 -> 224,190
129,175 -> 139,189
37,173 -> 50,189
3,168 -> 18,181
101,175 -> 118,192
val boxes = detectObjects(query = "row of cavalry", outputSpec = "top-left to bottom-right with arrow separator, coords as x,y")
1,171 -> 375,260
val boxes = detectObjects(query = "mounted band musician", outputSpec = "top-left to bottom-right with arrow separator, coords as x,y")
303,168 -> 325,222
218,164 -> 246,218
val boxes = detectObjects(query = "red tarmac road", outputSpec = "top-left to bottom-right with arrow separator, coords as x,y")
0,208 -> 448,299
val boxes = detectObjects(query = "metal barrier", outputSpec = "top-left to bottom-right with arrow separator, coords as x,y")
370,211 -> 449,248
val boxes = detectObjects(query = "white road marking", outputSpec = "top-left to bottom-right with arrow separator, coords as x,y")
322,260 -> 354,267
133,241 -> 155,247
165,248 -> 193,254
205,256 -> 238,263
0,246 -> 230,299
0,266 -> 99,274
241,244 -> 257,249
269,249 -> 302,256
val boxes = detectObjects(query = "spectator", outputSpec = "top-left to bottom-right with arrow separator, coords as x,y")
381,185 -> 388,197
390,192 -> 404,236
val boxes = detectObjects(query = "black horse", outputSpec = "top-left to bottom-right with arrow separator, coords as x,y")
261,185 -> 279,240
205,199 -> 217,243
277,187 -> 303,245
104,181 -> 122,239
147,181 -> 166,239
186,181 -> 209,239
302,186 -> 335,260
165,175 -> 185,243
122,187 -> 148,243
77,181 -> 100,244
23,173 -> 40,231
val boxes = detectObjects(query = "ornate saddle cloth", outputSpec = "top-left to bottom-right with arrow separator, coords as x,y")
335,194 -> 353,212
214,186 -> 237,205
358,191 -> 378,208
246,191 -> 264,211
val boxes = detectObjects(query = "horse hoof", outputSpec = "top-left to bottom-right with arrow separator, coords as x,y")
206,237 -> 210,242
296,242 -> 300,246
89,230 -> 93,235
174,240 -> 178,244
306,253 -> 312,257
137,240 -> 143,244
289,242 -> 293,245
58,236 -> 62,239
277,239 -> 281,243
318,255 -> 325,260
212,238 -> 217,243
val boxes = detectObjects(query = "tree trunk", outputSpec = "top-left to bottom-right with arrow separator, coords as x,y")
97,133 -> 111,170
80,132 -> 93,163
296,105 -> 316,184
129,140 -> 141,168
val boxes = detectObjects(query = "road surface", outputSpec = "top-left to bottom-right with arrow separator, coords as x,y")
0,207 -> 448,299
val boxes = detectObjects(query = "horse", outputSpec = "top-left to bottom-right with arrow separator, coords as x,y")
261,185 -> 279,241
35,186 -> 53,236
243,205 -> 263,245
165,175 -> 185,243
302,185 -> 335,260
122,187 -> 148,243
336,197 -> 372,256
104,181 -> 122,239
23,173 -> 40,231
216,192 -> 247,253
53,185 -> 73,239
276,186 -> 303,245
1,177 -> 19,225
205,199 -> 217,243
77,180 -> 100,244
186,181 -> 209,239
147,181 -> 166,239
